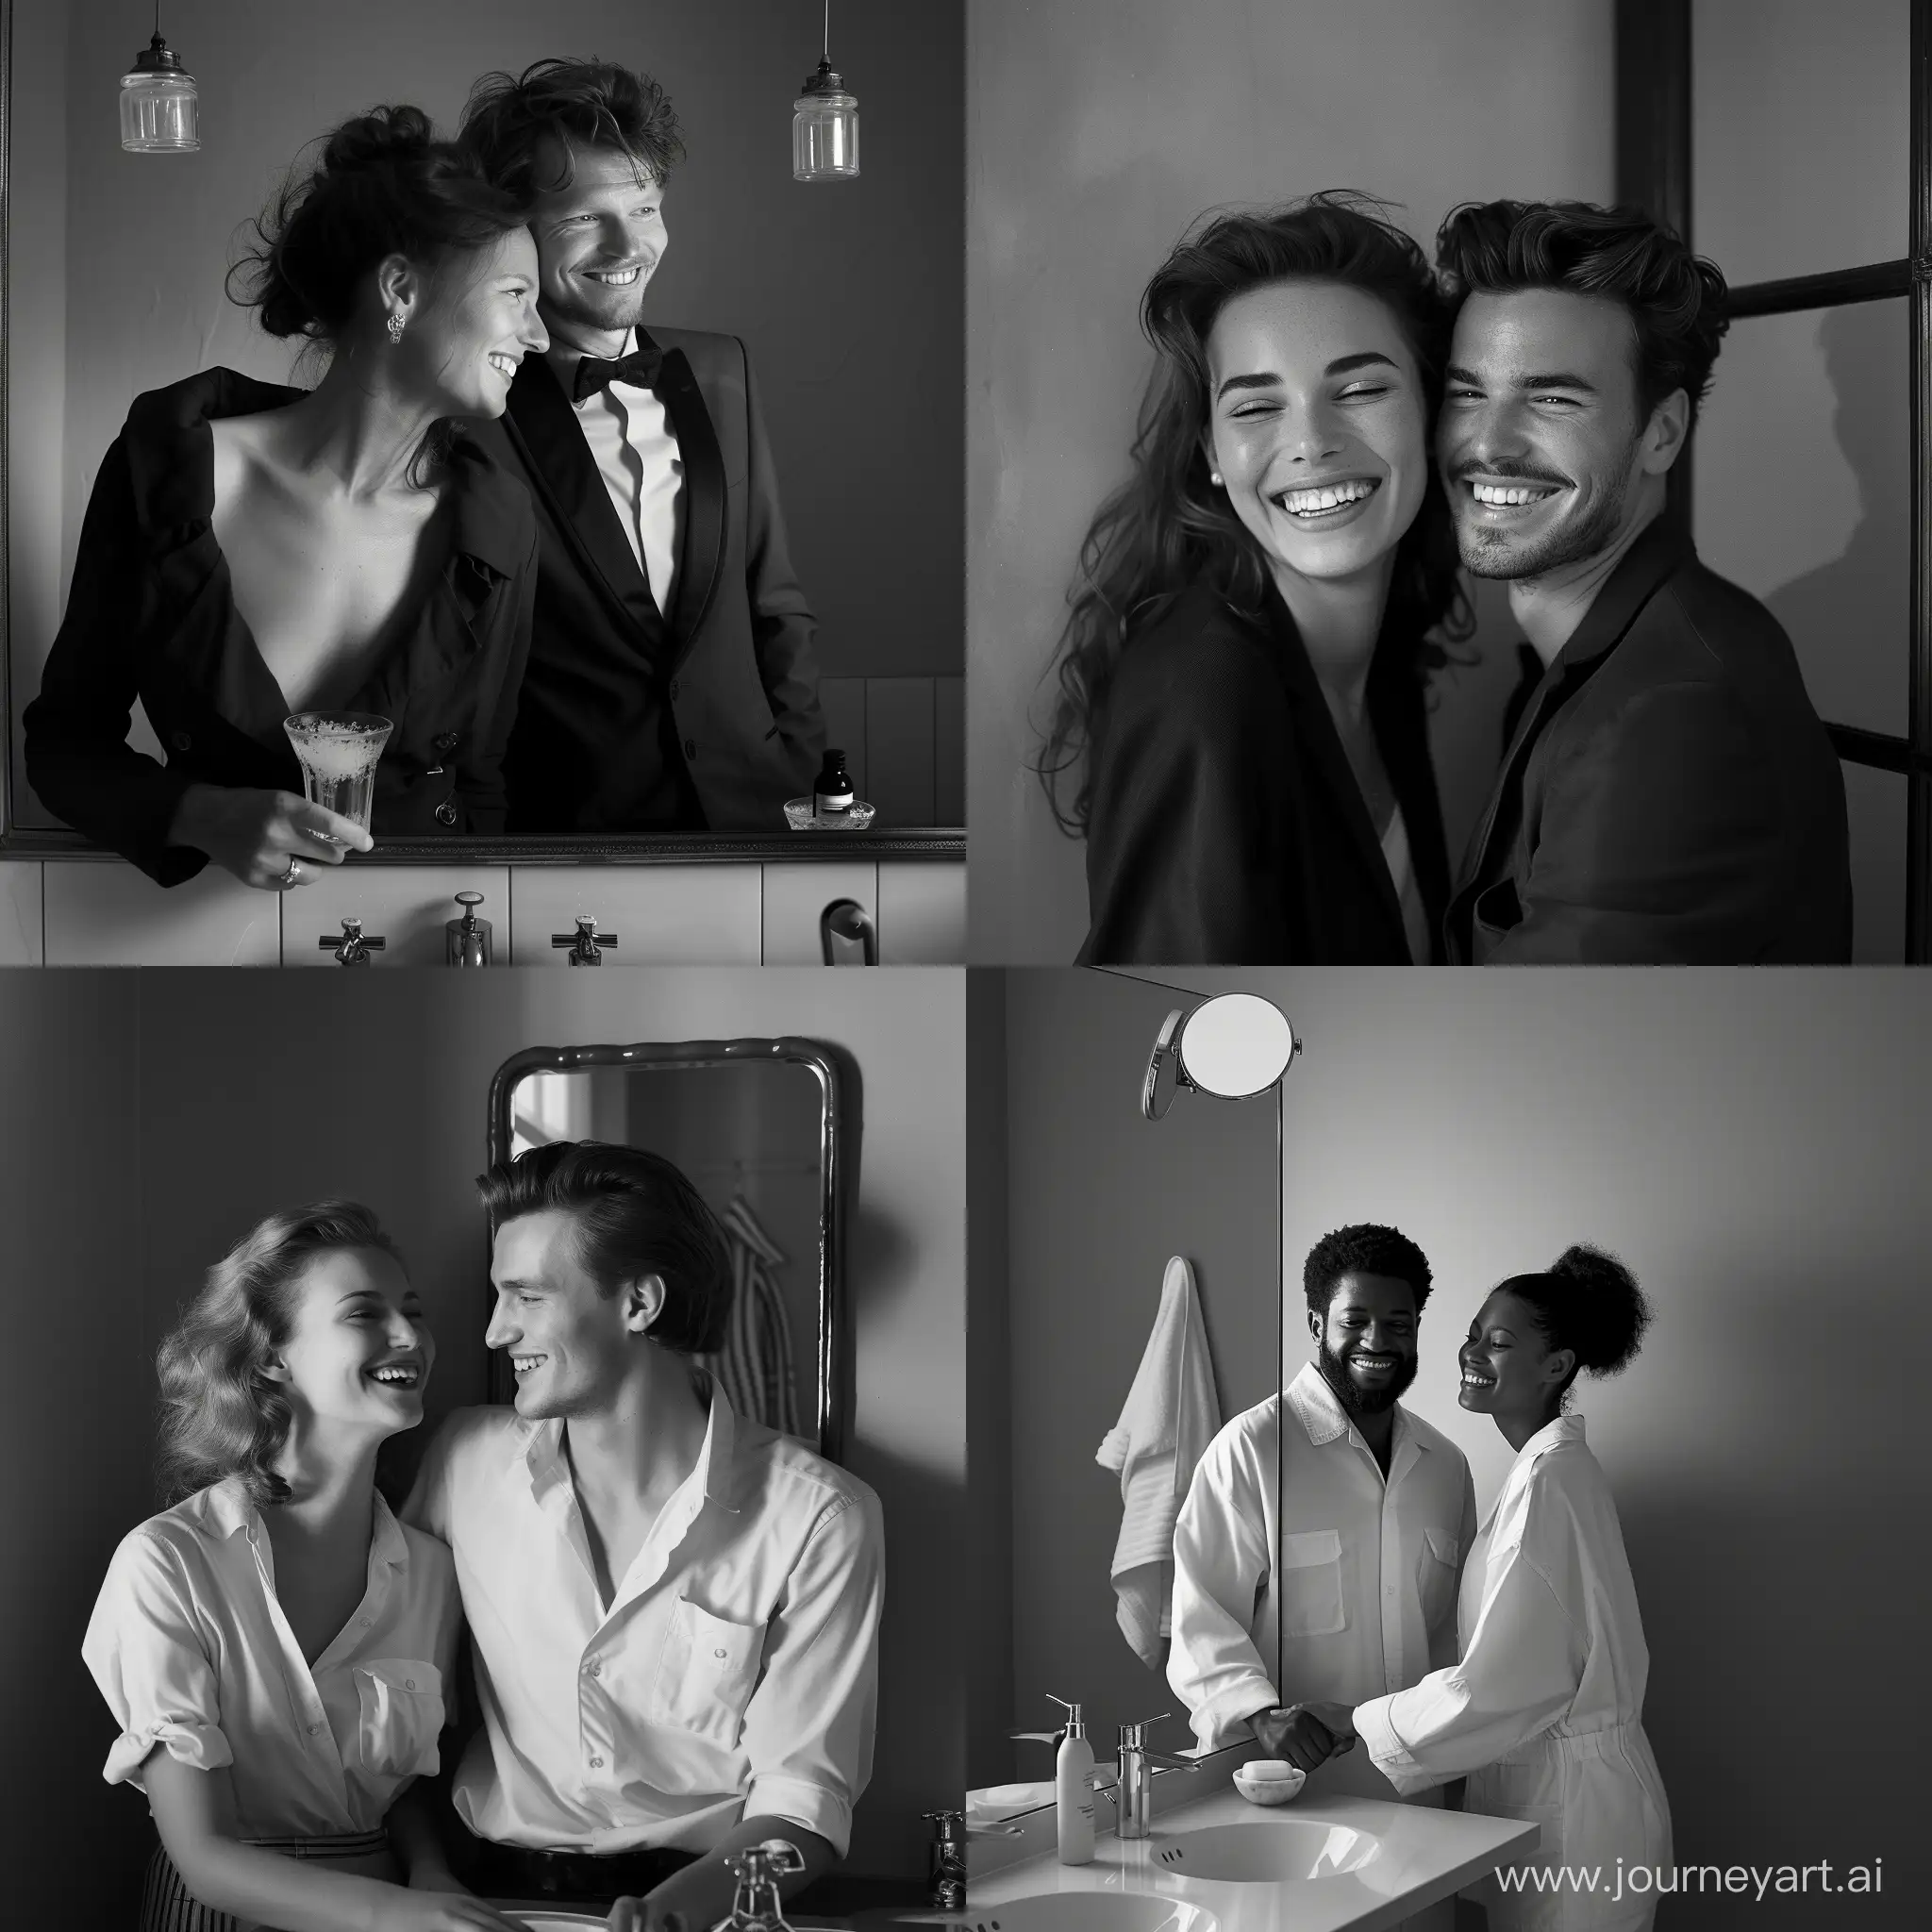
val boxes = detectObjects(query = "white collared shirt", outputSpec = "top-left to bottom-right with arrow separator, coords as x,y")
552,331 -> 683,614
1168,1361 -> 1477,1777
81,1478 -> 459,1838
403,1383 -> 883,1857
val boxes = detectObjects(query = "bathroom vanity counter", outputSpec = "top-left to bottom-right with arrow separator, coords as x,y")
966,1773 -> 1538,1932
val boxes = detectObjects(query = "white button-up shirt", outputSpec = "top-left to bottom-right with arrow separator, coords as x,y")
1168,1361 -> 1476,1799
1354,1414 -> 1672,1931
81,1478 -> 459,1838
404,1384 -> 883,1857
554,332 -> 683,615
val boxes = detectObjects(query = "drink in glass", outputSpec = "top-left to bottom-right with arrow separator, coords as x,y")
283,712 -> 393,839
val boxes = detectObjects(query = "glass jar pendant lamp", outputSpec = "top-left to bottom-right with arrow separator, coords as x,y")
792,0 -> 858,181
121,2 -> 200,153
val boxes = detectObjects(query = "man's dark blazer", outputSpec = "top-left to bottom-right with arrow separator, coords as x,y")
468,325 -> 825,833
1075,581 -> 1451,965
1446,517 -> 1853,963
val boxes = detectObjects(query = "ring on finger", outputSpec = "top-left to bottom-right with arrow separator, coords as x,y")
279,858 -> 302,889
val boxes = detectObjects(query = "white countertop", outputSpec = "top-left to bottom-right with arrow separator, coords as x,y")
965,1775 -> 1538,1932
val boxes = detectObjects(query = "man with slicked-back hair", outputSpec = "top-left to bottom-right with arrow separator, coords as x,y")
403,1141 -> 882,1928
1434,199 -> 1850,963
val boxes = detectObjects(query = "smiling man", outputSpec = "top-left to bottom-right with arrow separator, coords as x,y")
402,1141 -> 883,1928
458,60 -> 825,834
1435,199 -> 1851,962
1168,1223 -> 1474,1916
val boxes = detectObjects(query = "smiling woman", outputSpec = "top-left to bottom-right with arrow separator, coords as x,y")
1036,194 -> 1472,967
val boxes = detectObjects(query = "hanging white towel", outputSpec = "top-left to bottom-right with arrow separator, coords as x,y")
698,1193 -> 803,1438
1095,1255 -> 1222,1669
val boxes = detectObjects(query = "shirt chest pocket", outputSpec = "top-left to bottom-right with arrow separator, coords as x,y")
1277,1528 -> 1346,1638
1417,1526 -> 1460,1628
648,1598 -> 767,1750
351,1658 -> 444,1781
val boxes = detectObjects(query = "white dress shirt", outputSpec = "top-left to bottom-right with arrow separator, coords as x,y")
403,1382 -> 883,1858
1168,1360 -> 1476,1803
1354,1414 -> 1672,1932
554,331 -> 683,614
81,1478 -> 460,1838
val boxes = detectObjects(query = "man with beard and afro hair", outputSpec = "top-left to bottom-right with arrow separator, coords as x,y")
1167,1225 -> 1476,1924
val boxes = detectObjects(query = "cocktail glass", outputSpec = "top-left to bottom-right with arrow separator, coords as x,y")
283,711 -> 393,840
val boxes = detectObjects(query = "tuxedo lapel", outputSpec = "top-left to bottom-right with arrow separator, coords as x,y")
503,355 -> 668,646
650,343 -> 728,658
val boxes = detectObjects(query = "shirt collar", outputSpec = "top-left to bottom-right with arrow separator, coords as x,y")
515,1369 -> 741,1515
1285,1358 -> 1426,1457
203,1473 -> 408,1570
542,325 -> 640,399
1518,1411 -> 1586,1461
1546,511 -> 1693,675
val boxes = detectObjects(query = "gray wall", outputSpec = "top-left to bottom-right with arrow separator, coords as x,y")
8,0 -> 962,824
985,968 -> 1283,1782
1206,966 -> 1921,1924
0,967 -> 966,1917
1691,0 -> 1909,959
966,0 -> 1615,960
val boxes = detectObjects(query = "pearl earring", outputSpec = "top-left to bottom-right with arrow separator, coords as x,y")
387,311 -> 406,345
1209,470 -> 1224,487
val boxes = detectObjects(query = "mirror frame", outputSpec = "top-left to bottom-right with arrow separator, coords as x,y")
485,1035 -> 860,1465
0,0 -> 961,858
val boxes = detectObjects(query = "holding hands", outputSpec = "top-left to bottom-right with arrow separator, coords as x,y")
1252,1702 -> 1358,1774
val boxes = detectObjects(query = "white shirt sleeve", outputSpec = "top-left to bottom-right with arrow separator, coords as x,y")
82,1528 -> 234,1789
1355,1516 -> 1583,1795
400,1415 -> 459,1543
739,1490 -> 885,1858
1167,1431 -> 1277,1749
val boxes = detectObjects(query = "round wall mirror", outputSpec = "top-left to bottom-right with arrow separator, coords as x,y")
1141,992 -> 1298,1119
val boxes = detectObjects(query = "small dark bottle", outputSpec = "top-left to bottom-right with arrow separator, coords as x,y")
813,749 -> 856,820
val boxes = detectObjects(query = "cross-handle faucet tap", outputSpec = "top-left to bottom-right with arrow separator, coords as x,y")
922,1810 -> 969,1910
445,891 -> 492,967
1115,1712 -> 1193,1840
319,917 -> 386,965
552,916 -> 617,965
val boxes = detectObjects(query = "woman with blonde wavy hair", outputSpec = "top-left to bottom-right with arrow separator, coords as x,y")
82,1203 -> 523,1932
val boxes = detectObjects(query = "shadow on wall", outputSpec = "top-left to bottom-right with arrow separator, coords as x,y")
1761,302 -> 1909,963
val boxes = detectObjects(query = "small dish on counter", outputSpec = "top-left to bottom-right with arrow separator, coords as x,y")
1231,1758 -> 1307,1806
785,797 -> 879,830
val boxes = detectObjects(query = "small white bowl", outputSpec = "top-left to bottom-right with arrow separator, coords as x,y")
784,796 -> 878,830
1233,1758 -> 1307,1806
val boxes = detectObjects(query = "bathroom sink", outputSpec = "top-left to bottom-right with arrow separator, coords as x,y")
944,1895 -> 1219,1932
1147,1821 -> 1380,1882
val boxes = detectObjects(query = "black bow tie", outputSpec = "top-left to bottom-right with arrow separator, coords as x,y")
572,341 -> 665,405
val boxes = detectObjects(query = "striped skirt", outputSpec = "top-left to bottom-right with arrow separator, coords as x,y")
139,1827 -> 396,1932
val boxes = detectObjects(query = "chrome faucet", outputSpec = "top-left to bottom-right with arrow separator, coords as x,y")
319,917 -> 385,965
1115,1712 -> 1193,1840
445,891 -> 492,967
552,915 -> 617,965
922,1810 -> 968,1910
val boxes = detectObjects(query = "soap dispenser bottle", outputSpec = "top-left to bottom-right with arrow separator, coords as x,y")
1012,1693 -> 1096,1865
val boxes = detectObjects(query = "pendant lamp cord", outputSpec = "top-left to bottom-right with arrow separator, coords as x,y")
823,0 -> 830,64
155,0 -> 161,39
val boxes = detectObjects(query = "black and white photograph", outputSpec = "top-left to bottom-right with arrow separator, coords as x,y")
1,1 -> 1929,1929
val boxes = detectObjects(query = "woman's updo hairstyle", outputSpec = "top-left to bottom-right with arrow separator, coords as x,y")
228,104 -> 529,341
1496,1243 -> 1651,1395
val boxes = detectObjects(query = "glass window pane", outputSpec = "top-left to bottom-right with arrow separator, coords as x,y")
1843,760 -> 1907,963
1694,0 -> 1907,287
1692,300 -> 1907,740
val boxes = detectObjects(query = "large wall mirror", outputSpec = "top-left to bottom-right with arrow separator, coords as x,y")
488,1036 -> 858,1462
0,0 -> 964,864
967,967 -> 1284,1824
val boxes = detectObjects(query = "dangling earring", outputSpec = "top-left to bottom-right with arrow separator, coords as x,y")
387,311 -> 406,345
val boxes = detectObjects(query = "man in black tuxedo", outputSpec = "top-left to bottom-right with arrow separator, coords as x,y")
460,58 -> 824,833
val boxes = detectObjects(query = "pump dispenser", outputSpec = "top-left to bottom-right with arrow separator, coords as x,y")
1011,1693 -> 1096,1865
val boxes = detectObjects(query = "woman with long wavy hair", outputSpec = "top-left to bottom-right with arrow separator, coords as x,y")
82,1205 -> 522,1932
1037,193 -> 1472,964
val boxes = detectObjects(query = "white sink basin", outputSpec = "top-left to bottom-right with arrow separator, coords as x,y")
1148,1821 -> 1380,1882
954,1895 -> 1220,1932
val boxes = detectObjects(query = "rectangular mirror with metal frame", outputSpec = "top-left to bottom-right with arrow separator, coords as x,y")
0,1 -> 964,897
487,1034 -> 857,1464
